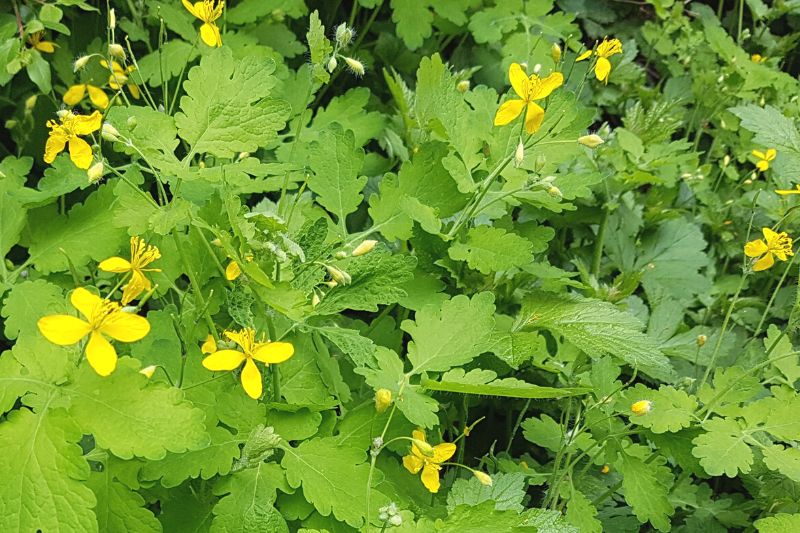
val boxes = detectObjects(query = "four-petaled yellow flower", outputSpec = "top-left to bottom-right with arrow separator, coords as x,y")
183,0 -> 225,48
494,63 -> 564,134
44,110 -> 102,169
63,84 -> 109,109
27,31 -> 56,53
776,185 -> 800,196
202,328 -> 294,399
101,60 -> 141,100
37,288 -> 150,376
402,429 -> 457,493
752,148 -> 776,172
744,227 -> 794,271
99,236 -> 162,304
576,38 -> 623,84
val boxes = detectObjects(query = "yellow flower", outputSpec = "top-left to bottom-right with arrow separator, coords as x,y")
744,227 -> 794,271
576,38 -> 623,84
752,148 -> 776,171
99,236 -> 162,304
225,255 -> 253,281
202,328 -> 295,399
37,287 -> 151,376
44,110 -> 102,169
751,54 -> 767,63
101,60 -> 141,99
63,84 -> 109,109
600,464 -> 610,474
402,430 -> 457,493
494,63 -> 563,134
630,400 -> 652,416
183,0 -> 225,47
27,31 -> 56,53
776,185 -> 800,196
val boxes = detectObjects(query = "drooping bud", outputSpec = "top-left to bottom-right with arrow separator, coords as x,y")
210,238 -> 222,247
352,239 -> 378,256
324,280 -> 339,288
57,109 -> 71,119
327,56 -> 338,73
722,155 -> 730,167
87,161 -> 105,183
238,152 -> 250,160
551,43 -> 562,63
108,43 -> 125,59
473,471 -> 493,486
335,23 -> 354,46
546,185 -> 562,199
25,94 -> 37,112
411,438 -> 435,458
631,400 -> 653,416
74,55 -> 91,71
127,116 -> 137,129
140,365 -> 157,378
375,388 -> 392,413
326,265 -> 351,285
388,515 -> 402,526
311,292 -> 321,307
109,8 -> 116,29
101,122 -> 120,141
578,134 -> 604,148
696,334 -> 707,347
514,140 -> 525,167
343,57 -> 365,77
456,80 -> 470,93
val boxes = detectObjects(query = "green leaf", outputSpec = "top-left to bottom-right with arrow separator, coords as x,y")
281,437 -> 377,528
762,444 -> 800,482
306,125 -> 366,232
692,417 -> 753,477
730,104 -> 800,153
313,325 -> 377,368
211,462 -> 291,533
1,279 -> 66,340
390,0 -> 433,50
176,48 -> 290,158
422,369 -> 590,399
446,472 -> 527,512
449,226 -> 534,274
137,40 -> 199,86
565,490 -> 602,533
67,362 -> 209,460
0,408 -> 98,532
87,468 -> 160,533
438,501 -> 537,531
520,290 -> 673,380
403,292 -> 496,374
756,513 -> 800,533
618,453 -> 675,531
306,10 -> 332,84
106,105 -> 180,164
624,384 -> 698,433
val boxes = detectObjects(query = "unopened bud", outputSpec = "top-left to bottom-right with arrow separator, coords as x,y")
237,151 -> 250,160
25,94 -> 37,111
473,470 -> 493,486
334,251 -> 348,259
375,388 -> 392,413
326,265 -> 351,285
109,8 -> 116,29
335,23 -> 354,46
631,400 -> 652,416
578,134 -> 604,148
201,334 -> 217,354
352,239 -> 378,256
343,57 -> 365,77
324,280 -> 339,288
312,293 -> 321,307
127,116 -> 137,129
411,438 -> 435,458
456,80 -> 470,93
327,56 -> 338,73
140,365 -> 157,378
388,515 -> 402,526
74,55 -> 91,71
743,178 -> 753,185
108,43 -> 125,59
87,161 -> 105,183
696,334 -> 707,347
535,154 -> 546,172
101,122 -> 120,141
722,155 -> 730,167
760,95 -> 766,107
551,43 -> 562,63
57,109 -> 71,119
514,140 -> 524,167
532,63 -> 542,74
210,238 -> 222,247
600,464 -> 610,474
547,185 -> 562,199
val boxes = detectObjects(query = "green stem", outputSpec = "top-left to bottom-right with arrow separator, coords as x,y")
754,253 -> 798,337
505,399 -> 531,454
699,273 -> 748,389
171,230 -> 217,338
591,206 -> 610,276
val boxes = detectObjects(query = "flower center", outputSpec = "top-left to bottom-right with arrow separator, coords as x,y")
89,300 -> 121,330
768,233 -> 794,256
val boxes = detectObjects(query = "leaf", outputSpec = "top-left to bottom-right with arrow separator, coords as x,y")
390,0 -> 433,50
624,384 -> 698,433
175,48 -> 290,158
438,501 -> 537,531
211,462 -> 291,533
520,290 -> 673,380
0,408 -> 98,532
137,40 -> 199,86
762,444 -> 800,482
87,469 -> 160,533
279,334 -> 336,407
755,513 -> 800,533
692,417 -> 753,477
1,279 -> 66,340
306,125 -> 366,231
67,362 -> 209,460
446,472 -> 527,512
313,325 -> 377,368
565,490 -> 602,533
281,437 -> 376,528
618,454 -> 675,532
730,104 -> 800,152
422,369 -> 590,399
403,292 -> 496,374
449,226 -> 534,274
306,10 -> 332,84
106,105 -> 179,165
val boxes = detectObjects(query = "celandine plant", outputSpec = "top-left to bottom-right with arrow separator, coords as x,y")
2,1 -> 800,531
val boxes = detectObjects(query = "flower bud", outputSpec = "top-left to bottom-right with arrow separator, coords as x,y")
743,178 -> 753,185
238,152 -> 250,160
352,239 -> 378,256
473,471 -> 493,486
140,365 -> 157,378
210,238 -> 222,247
334,251 -> 348,259
127,116 -> 137,129
375,388 -> 392,413
578,134 -> 604,148
87,161 -> 105,183
411,438 -> 435,458
532,63 -> 542,74
389,515 -> 402,526
343,57 -> 365,77
324,280 -> 339,288
24,94 -> 37,112
74,55 -> 91,71
335,23 -> 354,46
514,140 -> 524,167
551,43 -> 562,63
108,43 -> 125,59
546,185 -> 562,199
326,265 -> 351,285
57,109 -> 71,119
722,155 -> 730,167
600,464 -> 610,474
456,80 -> 470,93
312,292 -> 321,307
109,8 -> 116,29
101,122 -> 120,141
535,154 -> 546,172
697,334 -> 707,347
327,56 -> 338,73
630,400 -> 652,416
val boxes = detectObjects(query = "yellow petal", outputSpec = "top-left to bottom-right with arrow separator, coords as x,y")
35,41 -> 56,53
128,83 -> 141,100
72,110 -> 103,135
99,311 -> 151,342
403,454 -> 424,474
68,137 -> 94,169
121,270 -> 150,305
753,252 -> 775,271
531,72 -> 564,100
86,331 -> 117,376
493,99 -> 525,127
98,256 -> 133,273
756,160 -> 770,172
240,358 -> 262,399
182,0 -> 199,17
44,129 -> 68,164
432,442 -> 457,463
752,150 -> 766,159
201,334 -> 217,354
776,185 -> 800,195
225,260 -> 241,281
524,102 -> 545,134
37,315 -> 91,345
63,84 -> 87,106
412,429 -> 426,443
420,464 -> 441,493
87,85 -> 109,109
595,57 -> 612,83
762,227 -> 779,242
71,287 -> 104,320
576,50 -> 593,61
200,22 -> 222,48
744,239 -> 768,258
508,63 -> 528,100
766,149 -> 777,161
202,349 -> 246,371
224,329 -> 254,351
252,342 -> 295,364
